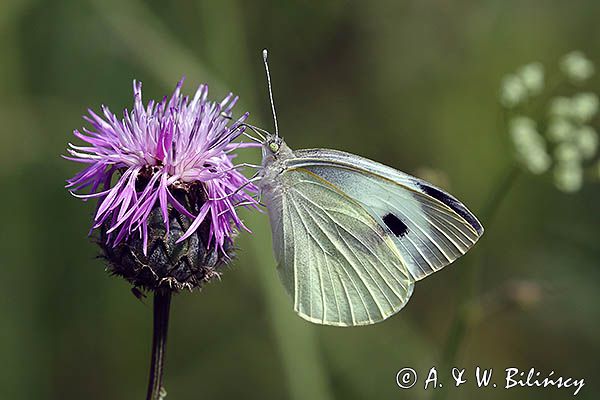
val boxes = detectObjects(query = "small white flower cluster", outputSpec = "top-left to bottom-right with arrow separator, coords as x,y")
548,93 -> 598,192
500,51 -> 598,193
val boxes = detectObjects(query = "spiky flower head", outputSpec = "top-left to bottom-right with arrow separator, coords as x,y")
66,79 -> 258,290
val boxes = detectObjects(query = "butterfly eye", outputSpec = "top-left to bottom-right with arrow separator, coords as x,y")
269,141 -> 280,153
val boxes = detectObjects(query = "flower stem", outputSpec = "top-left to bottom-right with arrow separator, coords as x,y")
146,289 -> 172,400
478,164 -> 521,227
433,164 -> 521,400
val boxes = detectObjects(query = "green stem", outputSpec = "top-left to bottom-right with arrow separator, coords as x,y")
433,164 -> 521,400
478,164 -> 521,226
146,289 -> 172,400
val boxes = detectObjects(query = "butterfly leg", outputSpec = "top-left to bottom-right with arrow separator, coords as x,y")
209,175 -> 262,201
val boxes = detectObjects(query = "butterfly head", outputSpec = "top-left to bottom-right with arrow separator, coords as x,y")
262,134 -> 293,166
268,137 -> 281,153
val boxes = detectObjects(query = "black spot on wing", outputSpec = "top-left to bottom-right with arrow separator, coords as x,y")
383,213 -> 409,237
416,182 -> 484,235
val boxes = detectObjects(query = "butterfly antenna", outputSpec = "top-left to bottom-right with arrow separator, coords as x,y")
262,49 -> 279,138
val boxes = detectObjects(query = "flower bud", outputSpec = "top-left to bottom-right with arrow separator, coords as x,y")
523,149 -> 551,175
560,51 -> 595,83
547,118 -> 575,142
571,92 -> 599,123
575,125 -> 598,159
509,116 -> 539,148
518,62 -> 545,95
554,142 -> 581,163
506,281 -> 543,309
554,161 -> 583,193
500,74 -> 527,108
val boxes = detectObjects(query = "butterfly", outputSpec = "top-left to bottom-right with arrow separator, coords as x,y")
250,50 -> 483,326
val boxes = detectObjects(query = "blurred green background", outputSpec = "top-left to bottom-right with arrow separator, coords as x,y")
1,0 -> 599,399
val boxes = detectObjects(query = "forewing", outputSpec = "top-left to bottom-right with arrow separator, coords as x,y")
288,149 -> 484,281
268,168 -> 414,326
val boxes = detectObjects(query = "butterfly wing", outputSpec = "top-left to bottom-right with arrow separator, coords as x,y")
286,149 -> 484,281
263,166 -> 414,326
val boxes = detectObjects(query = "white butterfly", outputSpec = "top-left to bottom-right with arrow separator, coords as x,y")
252,50 -> 483,326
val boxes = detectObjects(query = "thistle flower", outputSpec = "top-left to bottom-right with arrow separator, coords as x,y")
66,79 -> 258,290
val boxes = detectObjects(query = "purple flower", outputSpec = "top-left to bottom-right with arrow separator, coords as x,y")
66,79 -> 258,255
